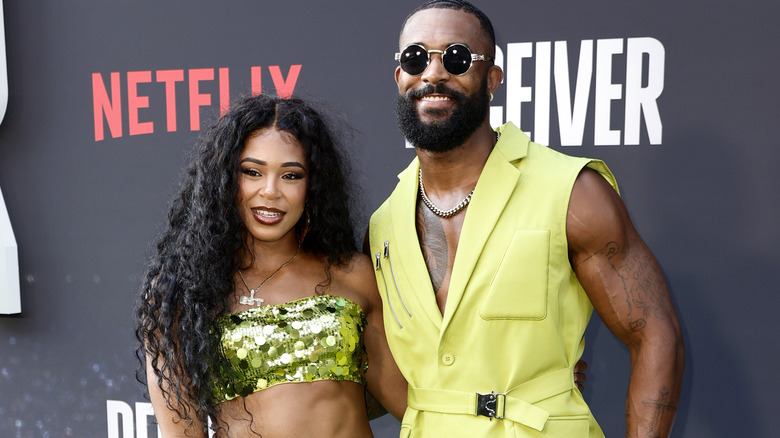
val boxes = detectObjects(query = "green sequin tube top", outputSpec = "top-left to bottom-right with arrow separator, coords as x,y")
211,294 -> 367,403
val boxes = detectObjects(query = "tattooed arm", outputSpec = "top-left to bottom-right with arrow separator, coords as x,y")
567,169 -> 684,438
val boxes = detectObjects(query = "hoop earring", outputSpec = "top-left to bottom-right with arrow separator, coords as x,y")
489,92 -> 494,102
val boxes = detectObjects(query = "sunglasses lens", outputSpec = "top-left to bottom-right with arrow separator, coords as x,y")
443,44 -> 472,75
399,45 -> 429,75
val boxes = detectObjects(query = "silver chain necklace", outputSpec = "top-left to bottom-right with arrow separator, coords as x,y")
418,169 -> 474,218
417,131 -> 500,218
237,243 -> 301,306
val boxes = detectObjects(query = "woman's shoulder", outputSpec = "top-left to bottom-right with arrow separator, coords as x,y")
331,252 -> 376,287
328,252 -> 378,311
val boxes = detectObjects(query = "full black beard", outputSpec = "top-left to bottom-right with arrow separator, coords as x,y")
395,81 -> 490,153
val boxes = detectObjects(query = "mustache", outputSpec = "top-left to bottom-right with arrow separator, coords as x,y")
406,83 -> 466,100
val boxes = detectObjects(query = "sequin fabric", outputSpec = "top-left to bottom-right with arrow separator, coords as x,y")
212,294 -> 367,403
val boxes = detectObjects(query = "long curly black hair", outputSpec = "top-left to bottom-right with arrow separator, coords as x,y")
134,94 -> 359,435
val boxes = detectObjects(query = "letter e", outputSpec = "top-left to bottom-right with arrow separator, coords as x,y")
505,42 -> 533,137
594,39 -> 624,146
128,71 -> 154,136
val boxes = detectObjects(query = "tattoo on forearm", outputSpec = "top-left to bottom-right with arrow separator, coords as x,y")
416,202 -> 447,293
641,388 -> 676,438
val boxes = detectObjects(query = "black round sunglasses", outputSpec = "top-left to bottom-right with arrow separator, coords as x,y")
395,43 -> 493,76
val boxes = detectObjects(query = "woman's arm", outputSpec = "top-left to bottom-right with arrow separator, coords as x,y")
350,254 -> 408,421
145,353 -> 208,438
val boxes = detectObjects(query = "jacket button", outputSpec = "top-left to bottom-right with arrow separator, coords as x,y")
441,353 -> 455,365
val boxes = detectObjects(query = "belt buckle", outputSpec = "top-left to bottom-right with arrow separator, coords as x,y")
475,391 -> 506,420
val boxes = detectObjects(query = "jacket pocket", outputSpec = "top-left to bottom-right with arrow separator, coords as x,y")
480,229 -> 550,320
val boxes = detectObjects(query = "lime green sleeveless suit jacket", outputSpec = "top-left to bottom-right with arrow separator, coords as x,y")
369,123 -> 618,437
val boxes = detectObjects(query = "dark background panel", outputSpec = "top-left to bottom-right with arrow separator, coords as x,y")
0,1 -> 777,437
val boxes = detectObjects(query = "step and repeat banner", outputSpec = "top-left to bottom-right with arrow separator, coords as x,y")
0,1 -> 778,437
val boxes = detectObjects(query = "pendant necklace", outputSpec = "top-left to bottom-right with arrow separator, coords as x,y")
238,242 -> 301,306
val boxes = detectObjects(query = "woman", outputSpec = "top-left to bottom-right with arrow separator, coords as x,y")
135,94 -> 406,437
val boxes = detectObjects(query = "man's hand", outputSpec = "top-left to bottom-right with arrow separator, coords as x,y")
574,359 -> 587,392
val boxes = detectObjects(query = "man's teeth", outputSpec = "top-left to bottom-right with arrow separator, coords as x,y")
253,209 -> 281,217
422,95 -> 449,101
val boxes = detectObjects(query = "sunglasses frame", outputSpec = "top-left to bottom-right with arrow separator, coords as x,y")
395,43 -> 493,76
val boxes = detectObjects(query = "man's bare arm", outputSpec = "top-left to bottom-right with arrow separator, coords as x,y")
568,169 -> 684,438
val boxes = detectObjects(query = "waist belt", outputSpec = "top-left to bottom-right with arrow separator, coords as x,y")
406,368 -> 574,432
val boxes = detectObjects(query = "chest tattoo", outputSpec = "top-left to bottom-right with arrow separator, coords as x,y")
416,201 -> 448,293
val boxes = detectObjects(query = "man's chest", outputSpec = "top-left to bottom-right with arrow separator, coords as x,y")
415,200 -> 468,313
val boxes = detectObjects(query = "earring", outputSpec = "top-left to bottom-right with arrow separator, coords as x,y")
489,92 -> 494,102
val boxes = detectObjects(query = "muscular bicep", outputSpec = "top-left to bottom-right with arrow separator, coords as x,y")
567,169 -> 678,345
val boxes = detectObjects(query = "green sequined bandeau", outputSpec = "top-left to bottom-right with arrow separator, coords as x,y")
211,294 -> 367,403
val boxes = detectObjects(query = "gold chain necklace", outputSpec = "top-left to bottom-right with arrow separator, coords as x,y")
237,242 -> 301,306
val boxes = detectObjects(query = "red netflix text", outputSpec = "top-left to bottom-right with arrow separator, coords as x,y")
92,65 -> 301,141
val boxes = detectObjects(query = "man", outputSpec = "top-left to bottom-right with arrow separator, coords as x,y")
367,1 -> 684,436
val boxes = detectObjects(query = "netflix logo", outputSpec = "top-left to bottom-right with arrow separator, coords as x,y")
92,64 -> 301,141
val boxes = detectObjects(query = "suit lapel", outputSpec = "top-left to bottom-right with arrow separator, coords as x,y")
389,158 -> 443,328
440,125 -> 529,331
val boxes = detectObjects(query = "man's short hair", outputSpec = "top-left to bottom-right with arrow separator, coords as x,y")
401,0 -> 496,54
